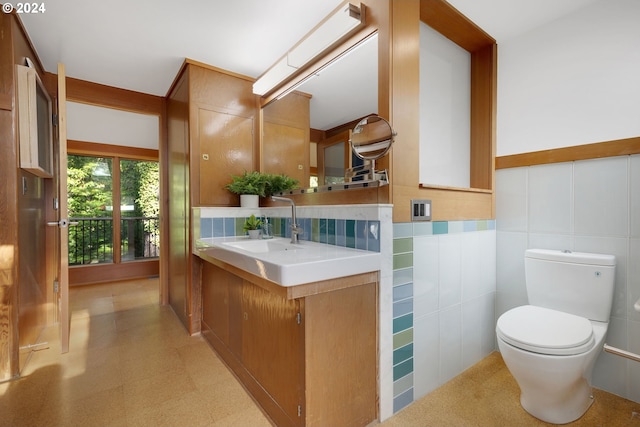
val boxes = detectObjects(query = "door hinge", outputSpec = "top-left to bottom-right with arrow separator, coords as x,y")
296,312 -> 301,325
52,113 -> 59,126
298,405 -> 302,417
53,280 -> 59,293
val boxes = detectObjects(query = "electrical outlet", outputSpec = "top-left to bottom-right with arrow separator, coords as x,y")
411,199 -> 432,221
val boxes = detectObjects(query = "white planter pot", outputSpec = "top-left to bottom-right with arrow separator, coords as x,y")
240,194 -> 259,208
248,229 -> 261,239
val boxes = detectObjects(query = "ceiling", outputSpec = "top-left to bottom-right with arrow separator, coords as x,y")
20,0 -> 599,129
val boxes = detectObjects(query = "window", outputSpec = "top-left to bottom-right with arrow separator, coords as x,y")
67,154 -> 159,266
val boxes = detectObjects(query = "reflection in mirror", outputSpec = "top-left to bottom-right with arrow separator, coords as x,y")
324,142 -> 346,184
347,115 -> 395,183
261,34 -> 377,190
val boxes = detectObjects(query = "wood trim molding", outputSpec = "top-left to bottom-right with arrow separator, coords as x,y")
68,140 -> 159,161
495,137 -> 640,169
44,72 -> 164,116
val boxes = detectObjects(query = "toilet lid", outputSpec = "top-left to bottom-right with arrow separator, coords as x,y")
497,305 -> 595,356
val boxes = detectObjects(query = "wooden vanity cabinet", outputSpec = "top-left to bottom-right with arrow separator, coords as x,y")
200,260 -> 378,427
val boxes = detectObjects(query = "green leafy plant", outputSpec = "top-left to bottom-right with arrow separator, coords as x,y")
224,171 -> 267,196
224,171 -> 299,197
243,214 -> 263,232
264,173 -> 299,197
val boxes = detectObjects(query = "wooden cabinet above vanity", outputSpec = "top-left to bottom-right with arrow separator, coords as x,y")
198,254 -> 378,427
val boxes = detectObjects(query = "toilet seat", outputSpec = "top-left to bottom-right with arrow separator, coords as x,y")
497,305 -> 595,356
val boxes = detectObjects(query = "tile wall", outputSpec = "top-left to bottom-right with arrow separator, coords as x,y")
496,154 -> 640,403
392,220 -> 497,413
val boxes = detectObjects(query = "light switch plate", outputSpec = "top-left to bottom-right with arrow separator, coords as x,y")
411,199 -> 432,221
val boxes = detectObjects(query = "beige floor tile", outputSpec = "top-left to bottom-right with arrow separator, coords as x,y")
6,278 -> 640,427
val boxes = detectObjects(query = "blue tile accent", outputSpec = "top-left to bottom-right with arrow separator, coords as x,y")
393,343 -> 413,365
223,218 -> 235,237
393,283 -> 413,302
393,358 -> 414,381
319,218 -> 327,243
212,218 -> 224,237
433,221 -> 449,235
463,220 -> 477,232
345,219 -> 356,248
327,218 -> 336,245
393,298 -> 413,318
336,219 -> 346,246
356,220 -> 367,250
201,218 -> 213,238
393,388 -> 414,413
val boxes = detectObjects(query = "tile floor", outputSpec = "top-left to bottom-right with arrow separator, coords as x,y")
2,278 -> 639,427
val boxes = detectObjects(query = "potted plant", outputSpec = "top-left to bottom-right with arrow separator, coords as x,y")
243,214 -> 262,239
224,171 -> 266,207
264,173 -> 299,197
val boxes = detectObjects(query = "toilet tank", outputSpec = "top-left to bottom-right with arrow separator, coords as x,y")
525,249 -> 616,322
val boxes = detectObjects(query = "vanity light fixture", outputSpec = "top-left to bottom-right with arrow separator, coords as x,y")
253,2 -> 364,96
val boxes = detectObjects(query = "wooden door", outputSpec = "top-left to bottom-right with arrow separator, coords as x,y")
242,281 -> 303,426
56,63 -> 70,353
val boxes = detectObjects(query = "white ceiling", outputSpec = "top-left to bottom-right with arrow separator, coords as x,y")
20,0 -> 599,129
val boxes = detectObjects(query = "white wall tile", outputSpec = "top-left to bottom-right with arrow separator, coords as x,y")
439,234 -> 462,309
630,239 -> 640,322
413,312 -> 440,399
461,294 -> 495,371
528,162 -> 573,234
496,231 -> 527,298
631,155 -> 640,238
592,316 -> 628,397
413,236 -> 439,318
496,168 -> 528,232
439,304 -> 462,384
462,230 -> 496,301
629,319 -> 640,402
528,232 -> 573,252
574,157 -> 628,237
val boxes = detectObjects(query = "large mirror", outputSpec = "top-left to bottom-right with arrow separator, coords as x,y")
262,33 -> 378,189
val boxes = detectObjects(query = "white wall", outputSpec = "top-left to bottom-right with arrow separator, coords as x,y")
496,0 -> 640,403
67,101 -> 159,150
419,23 -> 471,187
497,0 -> 640,156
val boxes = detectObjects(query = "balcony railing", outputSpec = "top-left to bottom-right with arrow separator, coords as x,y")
69,217 -> 159,266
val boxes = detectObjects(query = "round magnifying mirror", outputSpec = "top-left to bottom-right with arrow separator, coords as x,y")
350,115 -> 395,161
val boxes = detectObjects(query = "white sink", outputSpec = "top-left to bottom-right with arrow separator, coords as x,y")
196,236 -> 380,287
222,239 -> 304,253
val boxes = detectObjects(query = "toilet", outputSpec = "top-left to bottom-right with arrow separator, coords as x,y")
496,249 -> 616,424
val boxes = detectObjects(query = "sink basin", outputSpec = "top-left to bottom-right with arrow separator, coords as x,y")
223,239 -> 304,253
196,236 -> 380,287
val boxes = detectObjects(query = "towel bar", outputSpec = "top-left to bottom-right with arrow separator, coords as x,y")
604,344 -> 640,363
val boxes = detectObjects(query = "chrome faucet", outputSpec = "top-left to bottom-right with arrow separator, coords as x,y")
271,196 -> 303,244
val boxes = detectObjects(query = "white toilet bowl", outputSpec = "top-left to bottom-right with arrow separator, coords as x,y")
496,305 -> 608,424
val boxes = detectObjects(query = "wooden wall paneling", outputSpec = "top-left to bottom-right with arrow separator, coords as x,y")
187,63 -> 257,207
469,44 -> 496,191
0,11 -> 18,381
166,69 -> 190,330
419,0 -> 494,52
495,137 -> 640,169
389,0 -> 421,223
68,260 -> 159,286
197,108 -> 254,206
